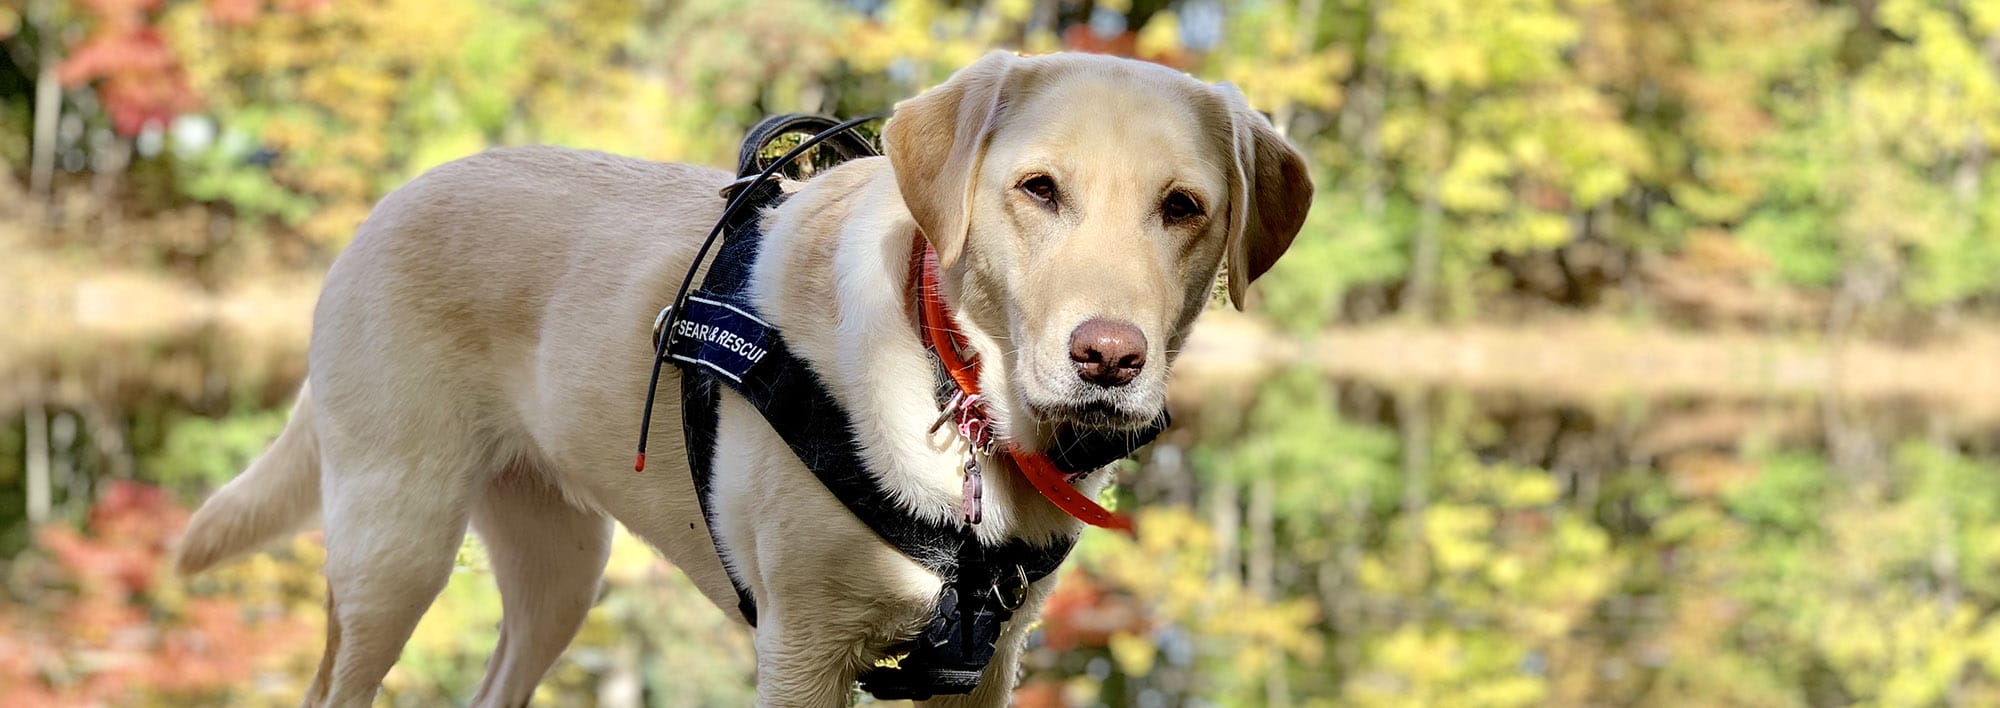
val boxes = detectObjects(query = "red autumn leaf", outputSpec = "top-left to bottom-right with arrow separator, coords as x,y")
55,6 -> 200,135
1060,26 -> 1192,69
1,482 -> 315,703
207,0 -> 265,25
75,0 -> 165,18
1037,570 -> 1151,652
1014,680 -> 1069,708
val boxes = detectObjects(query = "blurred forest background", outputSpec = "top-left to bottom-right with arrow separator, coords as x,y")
4,0 -> 2000,705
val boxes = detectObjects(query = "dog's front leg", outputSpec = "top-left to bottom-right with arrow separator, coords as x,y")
917,646 -> 1024,708
917,586 -> 1054,708
752,613 -> 860,708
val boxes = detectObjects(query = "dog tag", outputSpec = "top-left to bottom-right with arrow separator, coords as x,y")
960,454 -> 983,525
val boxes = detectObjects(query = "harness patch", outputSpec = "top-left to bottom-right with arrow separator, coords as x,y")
667,293 -> 772,383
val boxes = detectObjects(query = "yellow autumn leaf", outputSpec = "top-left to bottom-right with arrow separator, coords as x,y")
1108,632 -> 1157,677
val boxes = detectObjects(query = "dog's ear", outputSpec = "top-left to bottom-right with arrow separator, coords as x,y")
885,50 -> 1018,270
1214,83 -> 1314,310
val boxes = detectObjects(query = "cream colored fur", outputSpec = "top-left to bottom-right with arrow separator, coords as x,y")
173,51 -> 1312,708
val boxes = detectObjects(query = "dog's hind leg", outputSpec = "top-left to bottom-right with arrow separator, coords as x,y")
467,467 -> 612,708
308,436 -> 481,708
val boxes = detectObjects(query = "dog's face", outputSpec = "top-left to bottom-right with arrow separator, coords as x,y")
886,52 -> 1312,444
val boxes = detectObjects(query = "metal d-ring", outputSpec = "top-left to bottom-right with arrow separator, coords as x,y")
651,305 -> 675,346
992,565 -> 1029,611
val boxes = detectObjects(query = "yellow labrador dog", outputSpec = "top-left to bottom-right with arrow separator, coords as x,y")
175,51 -> 1310,707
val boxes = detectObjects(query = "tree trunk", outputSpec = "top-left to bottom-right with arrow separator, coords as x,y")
1339,491 -> 1367,666
1210,479 -> 1241,584
1251,473 -> 1285,705
29,0 -> 61,223
1359,4 -> 1388,219
599,636 -> 643,708
1406,94 -> 1448,320
91,132 -> 134,231
84,402 -> 133,480
1293,0 -> 1323,55
1397,389 -> 1431,593
26,398 -> 51,526
1146,443 -> 1194,507
1270,0 -> 1325,139
1249,478 -> 1276,598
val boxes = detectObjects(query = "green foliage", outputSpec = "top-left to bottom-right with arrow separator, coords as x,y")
145,406 -> 289,491
1905,174 -> 2000,306
171,113 -> 320,228
1724,450 -> 1829,534
1197,369 -> 1398,511
1258,192 -> 1410,333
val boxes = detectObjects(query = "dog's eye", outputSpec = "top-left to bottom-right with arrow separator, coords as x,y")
1019,175 -> 1059,208
1163,191 -> 1203,223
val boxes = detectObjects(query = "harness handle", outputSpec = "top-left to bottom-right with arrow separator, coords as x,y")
635,113 -> 888,471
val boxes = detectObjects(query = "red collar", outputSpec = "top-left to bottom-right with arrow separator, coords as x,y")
909,234 -> 1136,534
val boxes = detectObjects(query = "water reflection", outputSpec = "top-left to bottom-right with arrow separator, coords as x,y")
5,317 -> 1999,704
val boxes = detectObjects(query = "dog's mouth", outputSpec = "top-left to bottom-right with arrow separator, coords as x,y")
1030,399 -> 1156,434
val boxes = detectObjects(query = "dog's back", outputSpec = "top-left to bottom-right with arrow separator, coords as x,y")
175,146 -> 744,707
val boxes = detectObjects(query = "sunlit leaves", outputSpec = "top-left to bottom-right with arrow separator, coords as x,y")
1063,506 -> 1325,702
1345,627 -> 1547,708
1380,0 -> 1581,93
1906,187 -> 2000,306
842,0 -> 998,82
1204,2 -> 1350,115
161,0 -> 857,250
1438,143 -> 1512,214
1642,439 -> 2000,705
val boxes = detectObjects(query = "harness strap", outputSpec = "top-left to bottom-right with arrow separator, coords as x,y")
670,193 -> 1076,699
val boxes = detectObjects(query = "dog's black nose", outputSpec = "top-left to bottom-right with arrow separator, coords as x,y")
1069,318 -> 1147,387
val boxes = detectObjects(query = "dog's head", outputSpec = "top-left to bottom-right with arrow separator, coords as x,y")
885,51 -> 1312,446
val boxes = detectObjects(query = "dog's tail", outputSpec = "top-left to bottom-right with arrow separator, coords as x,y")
175,381 -> 323,576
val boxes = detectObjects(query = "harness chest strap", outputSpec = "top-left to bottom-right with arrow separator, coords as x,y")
661,184 -> 1079,699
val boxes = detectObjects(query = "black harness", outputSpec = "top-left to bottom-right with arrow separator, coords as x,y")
643,114 -> 1167,700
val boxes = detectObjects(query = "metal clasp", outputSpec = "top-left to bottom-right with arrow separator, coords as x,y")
928,389 -> 965,435
992,565 -> 1029,611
